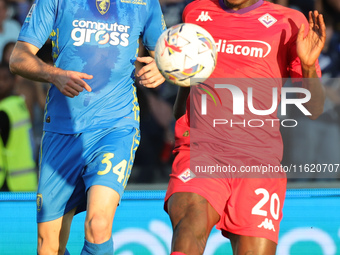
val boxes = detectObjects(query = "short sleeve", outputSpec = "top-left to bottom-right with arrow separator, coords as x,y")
142,0 -> 166,51
18,0 -> 56,49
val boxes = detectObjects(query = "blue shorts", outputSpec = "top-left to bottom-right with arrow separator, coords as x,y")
36,126 -> 140,223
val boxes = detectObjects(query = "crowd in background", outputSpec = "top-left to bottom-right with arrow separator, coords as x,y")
0,0 -> 340,191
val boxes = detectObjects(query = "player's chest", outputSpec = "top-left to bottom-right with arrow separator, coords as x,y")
54,0 -> 147,43
190,11 -> 289,62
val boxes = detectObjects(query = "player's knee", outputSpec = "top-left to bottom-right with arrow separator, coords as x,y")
38,237 -> 60,255
85,214 -> 112,243
168,193 -> 218,226
169,203 -> 208,235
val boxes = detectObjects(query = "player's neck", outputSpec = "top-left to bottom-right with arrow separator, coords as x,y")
223,0 -> 260,11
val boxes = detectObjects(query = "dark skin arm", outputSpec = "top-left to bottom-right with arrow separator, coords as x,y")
296,10 -> 326,119
173,86 -> 190,120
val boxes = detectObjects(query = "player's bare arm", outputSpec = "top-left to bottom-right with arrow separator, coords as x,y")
9,41 -> 93,98
173,86 -> 190,120
296,10 -> 326,119
136,50 -> 165,88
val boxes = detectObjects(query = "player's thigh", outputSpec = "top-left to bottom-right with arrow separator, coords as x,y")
85,185 -> 120,225
38,131 -> 87,223
228,233 -> 277,255
82,126 -> 140,199
221,177 -> 287,244
168,192 -> 220,231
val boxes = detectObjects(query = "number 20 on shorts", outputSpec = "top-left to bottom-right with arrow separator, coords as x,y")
97,153 -> 128,183
251,188 -> 280,220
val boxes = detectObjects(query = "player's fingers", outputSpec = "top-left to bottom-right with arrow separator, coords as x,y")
80,73 -> 93,80
142,79 -> 163,88
71,78 -> 92,92
136,56 -> 154,65
317,14 -> 326,40
308,11 -> 314,27
62,89 -> 75,98
140,68 -> 164,81
139,67 -> 159,80
65,82 -> 85,96
297,23 -> 305,42
136,58 -> 158,77
139,74 -> 155,85
83,83 -> 92,92
76,73 -> 93,92
136,65 -> 146,78
136,65 -> 152,78
139,74 -> 165,87
57,82 -> 79,96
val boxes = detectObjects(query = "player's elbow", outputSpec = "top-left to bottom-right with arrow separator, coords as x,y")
308,107 -> 324,120
8,54 -> 20,75
308,113 -> 322,120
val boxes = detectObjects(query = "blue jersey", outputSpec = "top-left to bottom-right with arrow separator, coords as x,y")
19,0 -> 166,134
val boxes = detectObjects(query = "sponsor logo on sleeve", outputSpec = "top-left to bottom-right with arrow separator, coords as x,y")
24,4 -> 36,23
37,193 -> 43,212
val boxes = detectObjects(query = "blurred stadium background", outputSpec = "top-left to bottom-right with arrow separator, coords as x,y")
1,182 -> 340,254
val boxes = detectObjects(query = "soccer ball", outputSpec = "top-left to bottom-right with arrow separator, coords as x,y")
155,23 -> 217,87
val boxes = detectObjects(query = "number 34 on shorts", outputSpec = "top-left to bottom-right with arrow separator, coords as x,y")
98,153 -> 129,186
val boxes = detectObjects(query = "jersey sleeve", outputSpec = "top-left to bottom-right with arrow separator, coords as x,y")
287,11 -> 322,79
18,0 -> 56,49
142,0 -> 166,51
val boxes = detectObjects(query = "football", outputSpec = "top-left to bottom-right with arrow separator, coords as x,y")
155,23 -> 217,87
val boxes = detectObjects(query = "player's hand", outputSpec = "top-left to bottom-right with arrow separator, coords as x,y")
296,10 -> 326,69
136,56 -> 165,88
52,69 -> 93,98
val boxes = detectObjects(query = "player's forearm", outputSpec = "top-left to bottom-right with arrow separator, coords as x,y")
301,65 -> 325,120
9,49 -> 59,84
173,87 -> 190,120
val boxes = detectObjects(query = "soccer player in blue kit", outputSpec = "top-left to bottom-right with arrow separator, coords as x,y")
9,0 -> 166,254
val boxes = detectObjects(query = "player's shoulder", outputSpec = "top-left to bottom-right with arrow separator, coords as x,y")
262,1 -> 307,23
184,0 -> 216,8
148,0 -> 160,4
183,0 -> 219,18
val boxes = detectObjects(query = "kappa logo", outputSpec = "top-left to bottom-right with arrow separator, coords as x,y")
178,169 -> 196,183
258,218 -> 276,231
196,11 -> 213,22
258,13 -> 277,28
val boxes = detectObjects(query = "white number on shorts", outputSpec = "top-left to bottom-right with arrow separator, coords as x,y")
251,188 -> 280,220
270,193 -> 280,220
98,153 -> 128,183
